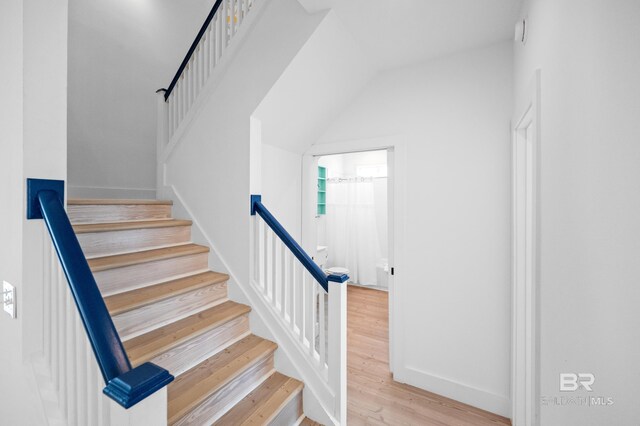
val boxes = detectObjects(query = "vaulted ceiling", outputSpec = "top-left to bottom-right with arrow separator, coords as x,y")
298,0 -> 523,70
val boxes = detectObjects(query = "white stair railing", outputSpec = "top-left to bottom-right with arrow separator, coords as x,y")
28,180 -> 169,426
162,0 -> 257,142
250,196 -> 347,424
41,230 -> 113,425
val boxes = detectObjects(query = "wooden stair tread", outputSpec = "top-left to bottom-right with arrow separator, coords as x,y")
105,271 -> 229,316
88,244 -> 209,272
213,372 -> 303,425
168,335 -> 277,423
68,198 -> 173,205
124,301 -> 250,366
73,219 -> 192,234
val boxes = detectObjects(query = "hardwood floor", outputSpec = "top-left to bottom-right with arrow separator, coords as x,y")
347,286 -> 511,426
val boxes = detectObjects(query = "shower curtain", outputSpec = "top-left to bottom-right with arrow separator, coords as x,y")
326,177 -> 382,286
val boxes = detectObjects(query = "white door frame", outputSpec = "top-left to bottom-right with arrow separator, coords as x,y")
512,69 -> 541,426
302,135 -> 406,374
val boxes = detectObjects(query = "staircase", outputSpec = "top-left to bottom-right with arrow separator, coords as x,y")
69,198 -> 306,425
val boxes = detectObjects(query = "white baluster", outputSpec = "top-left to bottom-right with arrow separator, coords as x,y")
98,369 -> 107,426
319,287 -> 326,369
52,249 -> 60,391
187,61 -> 193,109
86,340 -> 97,426
171,91 -> 177,133
231,0 -> 237,35
77,313 -> 88,426
176,81 -> 183,125
198,44 -> 204,92
181,77 -> 186,122
200,42 -> 206,90
66,291 -> 76,425
173,93 -> 178,135
58,266 -> 67,416
263,221 -> 269,296
190,53 -> 196,104
271,229 -> 276,303
193,49 -> 199,97
222,0 -> 228,50
238,0 -> 245,26
280,242 -> 286,314
184,66 -> 190,112
43,230 -> 51,368
328,280 -> 347,424
166,97 -> 172,140
306,274 -> 315,356
184,68 -> 190,113
253,216 -> 259,283
300,272 -> 307,345
203,27 -> 211,81
287,253 -> 296,330
210,17 -> 217,69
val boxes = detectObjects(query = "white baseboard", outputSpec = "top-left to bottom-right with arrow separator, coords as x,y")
394,365 -> 511,418
67,185 -> 156,200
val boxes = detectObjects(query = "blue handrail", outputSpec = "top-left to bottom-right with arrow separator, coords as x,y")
163,0 -> 224,100
250,195 -> 348,292
27,179 -> 173,409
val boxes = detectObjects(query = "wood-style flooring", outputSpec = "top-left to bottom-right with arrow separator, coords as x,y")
347,286 -> 511,426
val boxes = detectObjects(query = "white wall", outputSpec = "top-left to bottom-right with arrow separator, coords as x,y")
515,1 -> 640,424
253,11 -> 376,155
68,0 -> 215,198
0,0 -> 68,423
164,0 -> 325,301
316,42 -> 513,416
253,9 -> 377,245
262,144 -> 302,240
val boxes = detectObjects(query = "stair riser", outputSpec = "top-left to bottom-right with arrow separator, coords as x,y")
68,204 -> 172,224
94,253 -> 209,296
149,315 -> 251,376
270,389 -> 304,426
78,226 -> 191,258
115,281 -> 228,341
171,354 -> 275,426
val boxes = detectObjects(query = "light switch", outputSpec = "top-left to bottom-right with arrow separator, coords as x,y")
3,281 -> 16,318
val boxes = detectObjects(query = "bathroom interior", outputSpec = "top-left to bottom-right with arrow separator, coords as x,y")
315,150 -> 389,291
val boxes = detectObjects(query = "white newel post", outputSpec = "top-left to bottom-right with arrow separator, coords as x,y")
156,90 -> 169,195
328,280 -> 347,425
109,387 -> 168,426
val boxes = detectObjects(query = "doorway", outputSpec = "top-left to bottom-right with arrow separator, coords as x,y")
315,150 -> 389,291
302,140 -> 400,373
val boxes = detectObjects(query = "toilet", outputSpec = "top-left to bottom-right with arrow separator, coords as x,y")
376,258 -> 389,288
317,246 -> 350,280
326,266 -> 350,278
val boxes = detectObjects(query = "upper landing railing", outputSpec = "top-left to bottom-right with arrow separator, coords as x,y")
159,0 -> 257,141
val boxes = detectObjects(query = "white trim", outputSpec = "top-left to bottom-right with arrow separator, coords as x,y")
511,69 -> 541,426
394,364 -> 511,417
302,135 -> 407,377
67,185 -> 156,199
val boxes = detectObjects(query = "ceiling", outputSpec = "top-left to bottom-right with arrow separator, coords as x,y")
297,0 -> 523,70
